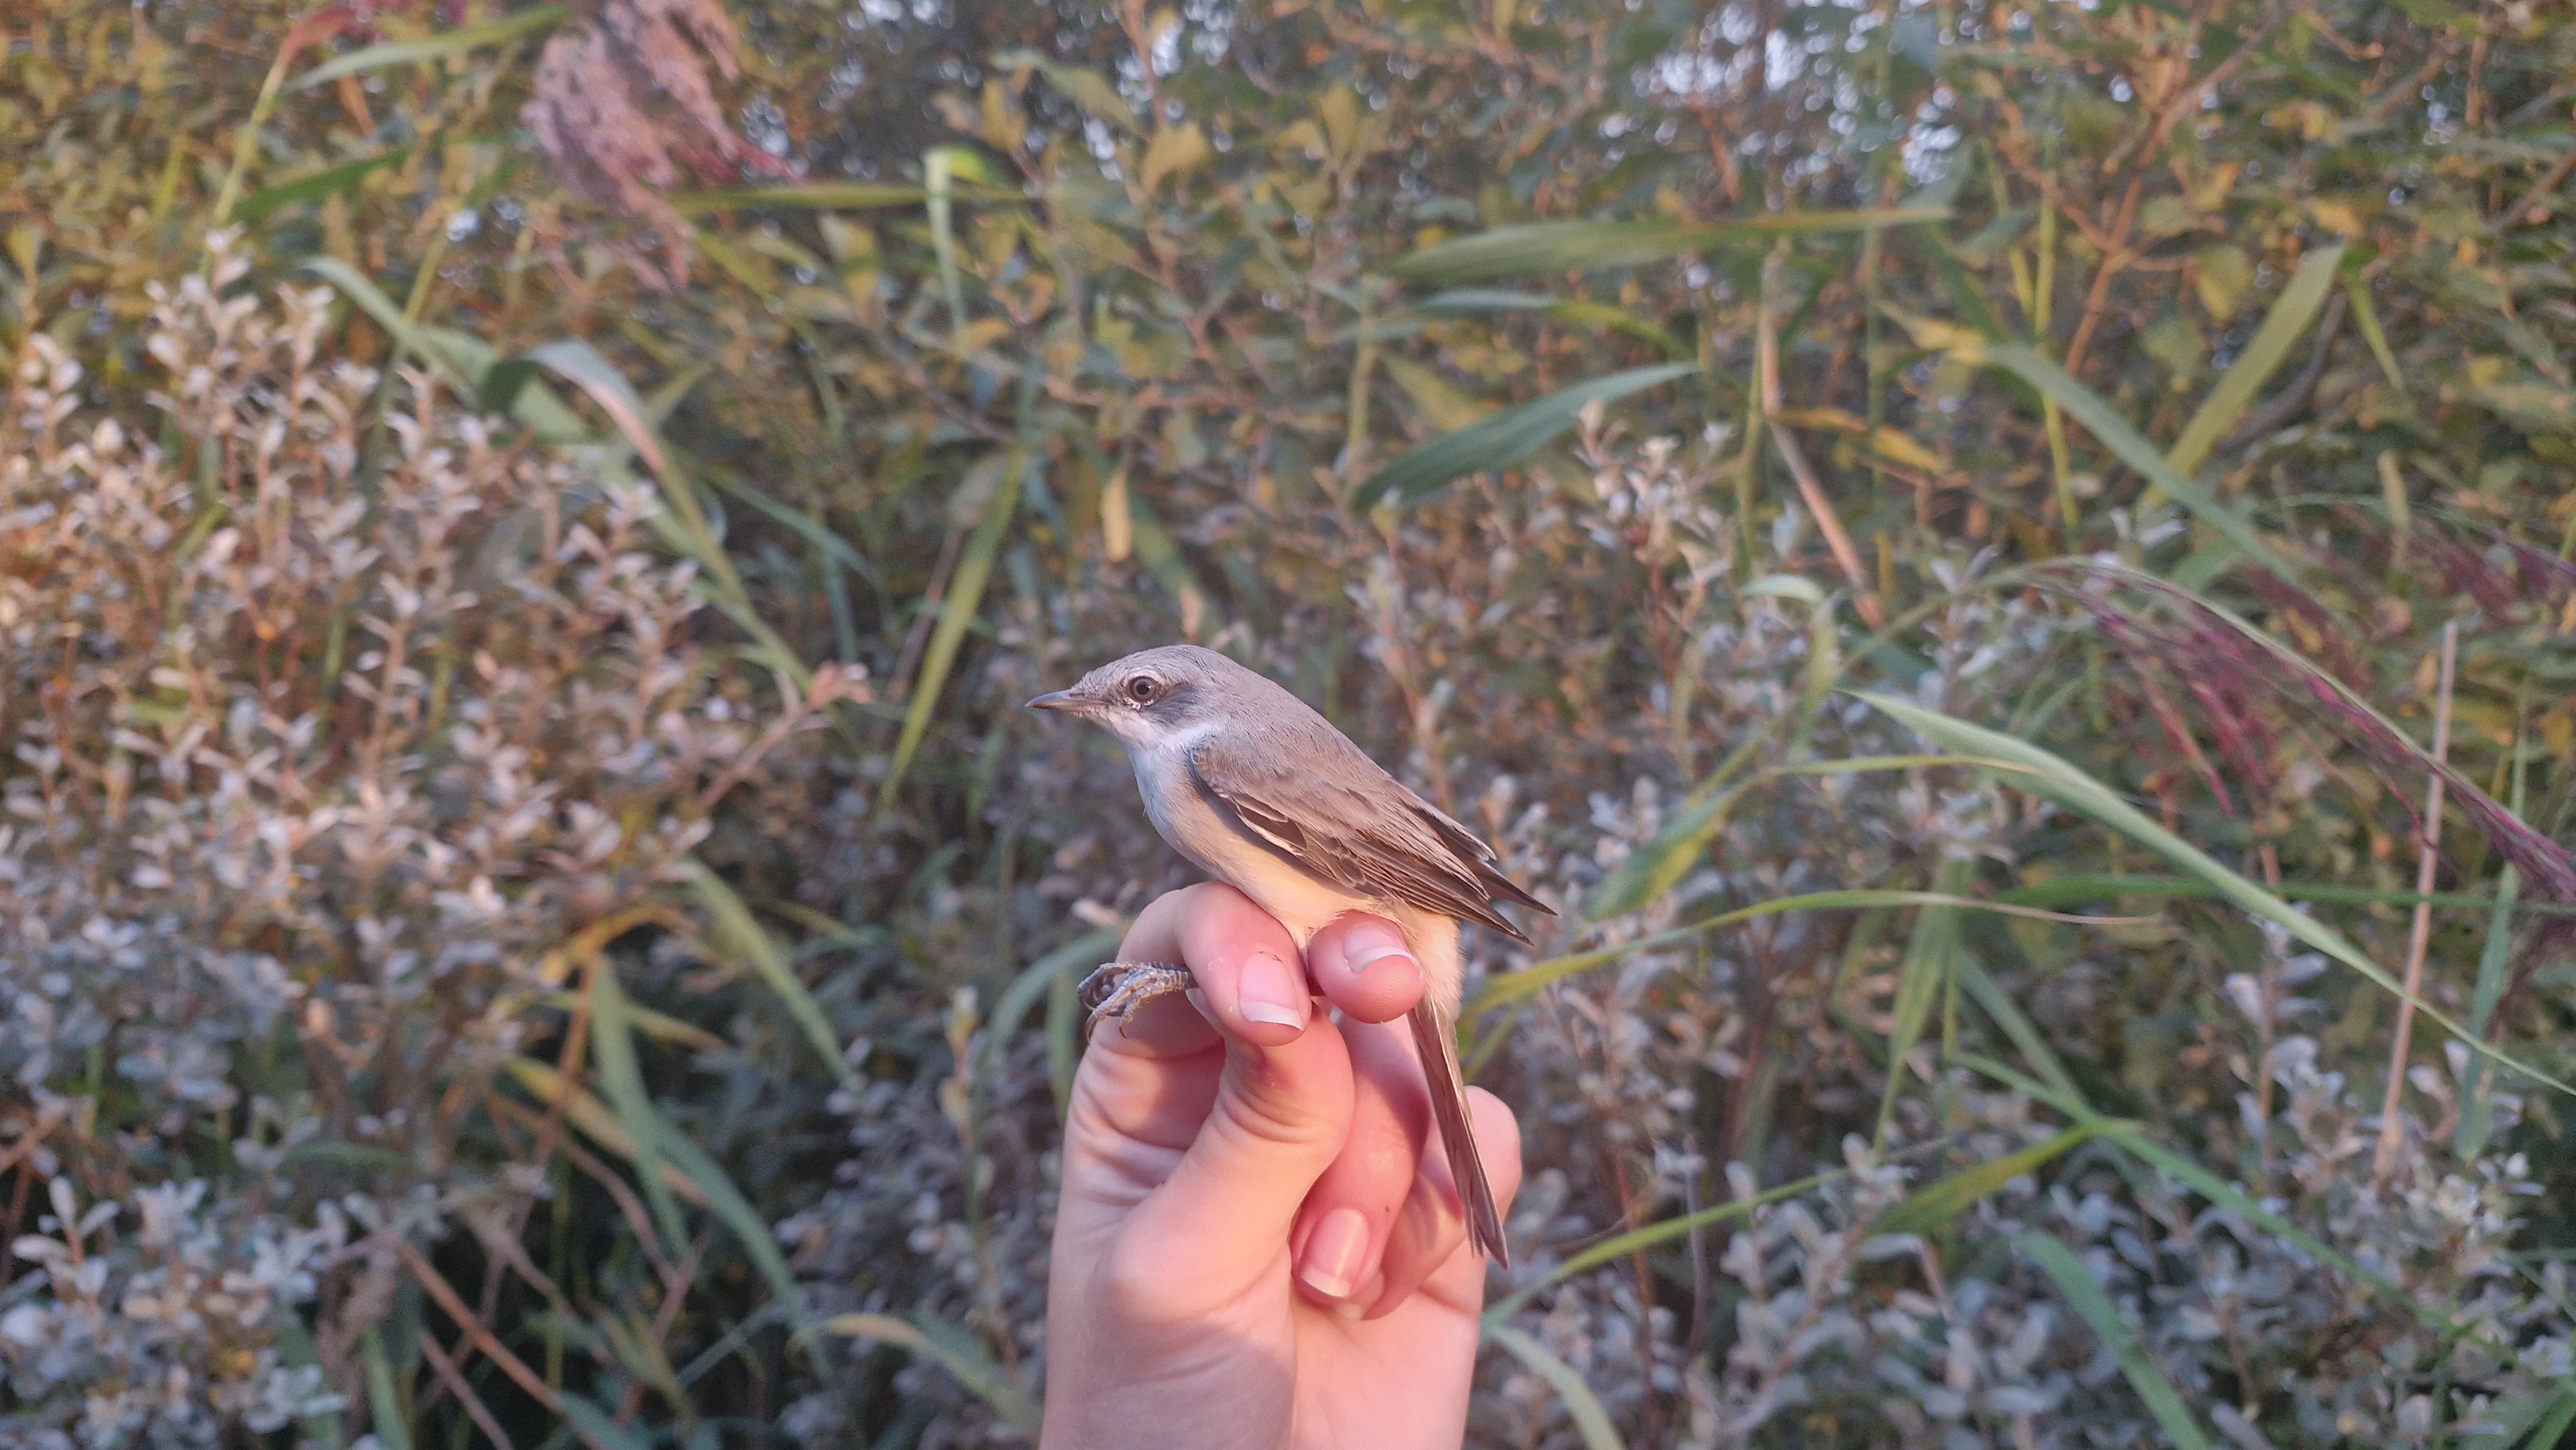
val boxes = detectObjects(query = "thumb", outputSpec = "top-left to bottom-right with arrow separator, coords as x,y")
1117,1015 -> 1357,1315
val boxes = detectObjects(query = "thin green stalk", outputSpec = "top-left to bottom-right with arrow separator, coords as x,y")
1343,277 -> 1379,493
208,30 -> 303,234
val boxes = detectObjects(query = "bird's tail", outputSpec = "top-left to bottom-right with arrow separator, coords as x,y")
1407,999 -> 1510,1268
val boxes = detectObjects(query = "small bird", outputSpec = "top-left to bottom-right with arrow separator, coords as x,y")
1028,644 -> 1551,1266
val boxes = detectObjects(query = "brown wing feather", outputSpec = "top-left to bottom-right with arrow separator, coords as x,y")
1186,735 -> 1544,942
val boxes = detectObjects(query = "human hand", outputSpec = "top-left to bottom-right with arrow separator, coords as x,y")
1041,883 -> 1523,1450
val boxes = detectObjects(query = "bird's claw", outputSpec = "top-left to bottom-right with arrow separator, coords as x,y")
1077,960 -> 1197,1041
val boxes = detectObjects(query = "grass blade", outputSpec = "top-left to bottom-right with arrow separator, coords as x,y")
1352,362 -> 1696,511
1875,858 -> 1968,1145
573,969 -> 817,1339
880,448 -> 1023,809
2016,1233 -> 2213,1450
1853,691 -> 2575,1098
987,928 -> 1122,1059
1468,889 -> 2143,1015
1482,1168 -> 1846,1326
684,862 -> 860,1096
1955,954 -> 2083,1102
991,48 -> 1140,133
824,1313 -> 1041,1429
1584,780 -> 1753,920
558,1393 -> 652,1450
500,1058 -> 709,1205
2517,1381 -> 2576,1450
2345,274 -> 2409,400
1484,1325 -> 1629,1450
703,469 -> 882,586
1994,872 -> 2576,918
302,258 -> 599,446
525,337 -> 667,475
588,955 -> 686,1250
1875,1122 -> 2117,1238
2459,692 -> 2530,1160
670,183 -> 934,214
2455,860 -> 2521,1160
2165,243 -> 2345,478
235,149 -> 410,224
650,1120 -> 810,1336
1388,209 -> 1947,284
291,5 -> 567,89
1964,1054 -> 2432,1324
1976,343 -> 2302,587
362,1330 -> 415,1450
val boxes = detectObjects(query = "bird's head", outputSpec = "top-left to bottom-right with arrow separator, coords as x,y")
1025,644 -> 1238,752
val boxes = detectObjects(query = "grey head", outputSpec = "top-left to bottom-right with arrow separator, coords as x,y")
1022,644 -> 1299,755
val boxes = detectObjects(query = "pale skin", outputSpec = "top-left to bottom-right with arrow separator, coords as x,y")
1041,883 -> 1524,1450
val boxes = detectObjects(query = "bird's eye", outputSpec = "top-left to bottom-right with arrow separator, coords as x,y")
1124,675 -> 1160,702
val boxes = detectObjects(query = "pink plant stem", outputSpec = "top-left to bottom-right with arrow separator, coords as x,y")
2374,619 -> 2458,1185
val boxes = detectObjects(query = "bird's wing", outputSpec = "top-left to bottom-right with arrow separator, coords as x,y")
1186,732 -> 1539,941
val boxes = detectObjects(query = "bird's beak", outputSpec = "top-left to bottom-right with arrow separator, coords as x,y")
1025,690 -> 1084,713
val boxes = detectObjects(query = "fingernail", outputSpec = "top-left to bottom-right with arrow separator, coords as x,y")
1298,1207 -> 1370,1301
1342,921 -> 1419,983
1238,951 -> 1309,1028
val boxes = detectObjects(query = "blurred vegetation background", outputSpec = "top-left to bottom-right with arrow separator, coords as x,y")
3,0 -> 2574,1442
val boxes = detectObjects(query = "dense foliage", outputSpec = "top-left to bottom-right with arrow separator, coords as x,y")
3,0 -> 2573,1443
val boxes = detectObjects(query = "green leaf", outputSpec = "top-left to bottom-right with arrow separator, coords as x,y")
683,862 -> 860,1096
881,449 -> 1023,808
234,150 -> 410,224
1352,362 -> 1696,511
824,1313 -> 1040,1429
290,5 -> 569,89
2017,1234 -> 2213,1450
1976,343 -> 2303,587
1853,692 -> 2574,1098
1484,1326 -> 1627,1450
2165,243 -> 2344,477
1388,209 -> 1949,284
1875,1122 -> 2117,1238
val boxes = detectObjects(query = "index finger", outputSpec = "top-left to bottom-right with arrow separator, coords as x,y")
1092,883 -> 1311,1057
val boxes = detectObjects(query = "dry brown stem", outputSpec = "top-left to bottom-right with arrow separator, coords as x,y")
2372,618 -> 2458,1185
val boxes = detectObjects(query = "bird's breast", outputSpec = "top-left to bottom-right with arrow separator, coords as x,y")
1131,749 -> 1358,945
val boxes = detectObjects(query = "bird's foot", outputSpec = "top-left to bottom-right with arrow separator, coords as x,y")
1077,960 -> 1197,1040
